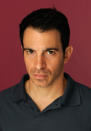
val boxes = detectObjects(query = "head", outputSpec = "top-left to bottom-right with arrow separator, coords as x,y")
19,8 -> 73,88
19,7 -> 70,53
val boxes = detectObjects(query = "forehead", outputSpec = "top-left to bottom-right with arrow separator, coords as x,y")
23,27 -> 62,50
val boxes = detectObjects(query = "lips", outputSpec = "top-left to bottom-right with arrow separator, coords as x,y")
34,74 -> 47,79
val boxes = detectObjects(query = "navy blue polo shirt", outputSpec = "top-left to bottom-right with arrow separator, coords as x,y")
0,73 -> 91,131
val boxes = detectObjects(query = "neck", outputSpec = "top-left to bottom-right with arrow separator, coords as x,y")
25,73 -> 67,102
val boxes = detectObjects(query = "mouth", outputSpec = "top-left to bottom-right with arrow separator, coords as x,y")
34,74 -> 47,79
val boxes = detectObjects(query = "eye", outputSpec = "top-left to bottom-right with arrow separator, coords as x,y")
47,50 -> 56,55
26,49 -> 34,54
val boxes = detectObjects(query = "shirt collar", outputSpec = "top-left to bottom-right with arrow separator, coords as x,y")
11,73 -> 81,107
61,73 -> 81,106
11,74 -> 29,102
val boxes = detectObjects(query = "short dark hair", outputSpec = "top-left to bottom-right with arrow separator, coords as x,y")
19,8 -> 70,53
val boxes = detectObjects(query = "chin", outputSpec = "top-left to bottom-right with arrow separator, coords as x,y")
32,79 -> 50,88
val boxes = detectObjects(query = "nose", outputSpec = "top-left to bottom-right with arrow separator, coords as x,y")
35,54 -> 46,70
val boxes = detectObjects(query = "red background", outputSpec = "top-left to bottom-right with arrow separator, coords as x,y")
0,0 -> 91,91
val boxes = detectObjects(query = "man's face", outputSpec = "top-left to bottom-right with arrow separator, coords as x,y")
23,27 -> 65,88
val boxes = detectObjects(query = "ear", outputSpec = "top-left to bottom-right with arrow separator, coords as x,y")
64,45 -> 73,64
21,45 -> 23,49
21,45 -> 24,54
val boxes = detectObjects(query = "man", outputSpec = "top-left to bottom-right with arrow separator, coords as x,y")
0,8 -> 91,131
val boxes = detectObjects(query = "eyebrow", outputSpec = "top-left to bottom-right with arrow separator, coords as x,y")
23,47 -> 59,52
45,48 -> 59,51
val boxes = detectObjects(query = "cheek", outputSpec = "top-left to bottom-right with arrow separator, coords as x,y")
24,56 -> 33,72
47,56 -> 64,72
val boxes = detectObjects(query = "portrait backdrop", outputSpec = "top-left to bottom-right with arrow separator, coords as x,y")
0,0 -> 91,91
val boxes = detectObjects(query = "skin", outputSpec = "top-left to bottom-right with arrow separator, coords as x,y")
22,27 -> 73,111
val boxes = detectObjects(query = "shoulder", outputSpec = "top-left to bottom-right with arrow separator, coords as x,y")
75,81 -> 91,95
0,74 -> 29,108
66,72 -> 91,99
0,82 -> 20,107
65,72 -> 91,104
74,80 -> 91,103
